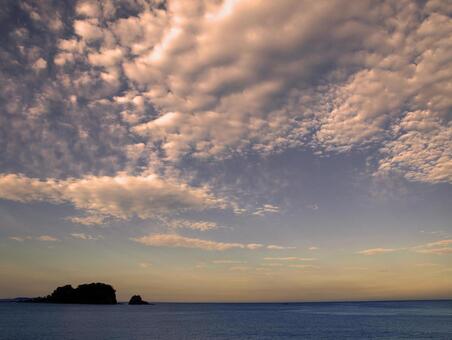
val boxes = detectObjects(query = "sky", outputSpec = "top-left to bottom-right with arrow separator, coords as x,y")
0,0 -> 451,302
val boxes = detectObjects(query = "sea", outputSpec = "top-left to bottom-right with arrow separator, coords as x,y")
0,300 -> 451,339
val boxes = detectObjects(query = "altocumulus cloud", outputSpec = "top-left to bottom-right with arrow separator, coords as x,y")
0,0 -> 451,241
123,0 -> 451,183
0,0 -> 450,185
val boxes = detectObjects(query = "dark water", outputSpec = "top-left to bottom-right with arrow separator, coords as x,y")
0,300 -> 451,339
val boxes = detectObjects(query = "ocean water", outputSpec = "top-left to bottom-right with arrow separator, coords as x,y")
0,300 -> 451,339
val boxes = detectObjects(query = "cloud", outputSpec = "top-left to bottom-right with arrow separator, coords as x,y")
70,233 -> 102,241
253,204 -> 280,216
0,173 -> 221,223
289,264 -> 319,269
75,1 -> 101,18
32,58 -> 47,71
0,0 -> 450,187
119,0 -> 451,184
88,47 -> 125,67
166,218 -> 218,231
377,111 -> 452,184
229,266 -> 249,272
420,230 -> 445,235
413,239 -> 452,255
212,260 -> 246,264
356,248 -> 397,256
266,245 -> 296,250
36,235 -> 59,242
124,0 -> 375,160
139,262 -> 152,269
415,248 -> 452,255
66,215 -> 107,226
425,239 -> 452,247
358,239 -> 452,256
415,263 -> 442,268
263,257 -> 316,261
73,20 -> 104,42
133,233 -> 268,251
306,204 -> 319,211
261,263 -> 284,267
246,243 -> 263,250
0,174 -> 63,203
9,236 -> 25,242
308,246 -> 319,250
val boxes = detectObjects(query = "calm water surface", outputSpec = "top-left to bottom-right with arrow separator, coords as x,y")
0,300 -> 451,339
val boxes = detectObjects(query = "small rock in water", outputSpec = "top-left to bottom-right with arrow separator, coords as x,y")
128,295 -> 149,305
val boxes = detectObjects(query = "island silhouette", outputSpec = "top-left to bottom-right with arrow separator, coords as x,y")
32,282 -> 117,304
18,282 -> 152,305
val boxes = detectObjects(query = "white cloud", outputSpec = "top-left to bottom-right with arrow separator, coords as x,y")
263,257 -> 316,261
289,264 -> 319,269
358,239 -> 452,256
9,236 -> 25,242
74,20 -> 104,42
357,248 -> 397,256
36,235 -> 59,242
415,263 -> 442,268
66,214 -> 107,226
416,248 -> 452,255
121,0 -> 451,183
420,230 -> 445,235
0,174 -> 63,203
1,0 -> 450,191
261,263 -> 284,267
32,58 -> 47,71
0,173 -> 221,223
132,233 -> 267,251
88,48 -> 124,67
253,204 -> 280,216
377,111 -> 452,184
139,262 -> 152,268
247,243 -> 264,250
166,218 -> 218,231
123,1 -> 376,160
266,245 -> 296,250
413,239 -> 452,255
75,1 -> 101,18
212,260 -> 246,264
425,239 -> 452,247
229,266 -> 249,272
70,233 -> 102,241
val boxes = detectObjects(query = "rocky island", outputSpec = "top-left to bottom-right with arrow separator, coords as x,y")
128,295 -> 149,305
32,282 -> 117,304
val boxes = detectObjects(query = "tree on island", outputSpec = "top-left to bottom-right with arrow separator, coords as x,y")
33,283 -> 117,304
